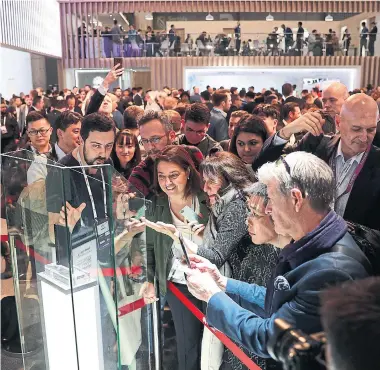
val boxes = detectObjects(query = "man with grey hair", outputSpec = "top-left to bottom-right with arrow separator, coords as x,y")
253,93 -> 380,231
185,151 -> 369,359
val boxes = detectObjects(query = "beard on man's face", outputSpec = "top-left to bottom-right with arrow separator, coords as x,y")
83,144 -> 107,165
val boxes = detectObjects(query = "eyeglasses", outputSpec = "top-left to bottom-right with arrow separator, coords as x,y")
277,155 -> 306,198
27,127 -> 51,137
158,172 -> 181,182
139,135 -> 166,146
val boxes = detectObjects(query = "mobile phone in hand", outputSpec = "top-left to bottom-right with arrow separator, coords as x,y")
178,234 -> 191,268
180,206 -> 200,223
113,57 -> 123,68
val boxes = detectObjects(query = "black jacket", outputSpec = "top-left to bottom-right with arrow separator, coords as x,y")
243,101 -> 256,114
133,94 -> 143,107
253,133 -> 380,230
86,89 -> 104,115
1,115 -> 20,153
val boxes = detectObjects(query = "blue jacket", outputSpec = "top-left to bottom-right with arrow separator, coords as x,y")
206,233 -> 369,358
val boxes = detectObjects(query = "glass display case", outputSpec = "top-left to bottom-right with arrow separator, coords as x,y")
1,149 -> 154,370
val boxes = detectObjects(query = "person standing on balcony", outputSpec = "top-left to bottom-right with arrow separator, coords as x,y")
234,22 -> 241,54
127,24 -> 137,42
111,19 -> 123,57
169,24 -> 176,48
101,26 -> 113,58
342,28 -> 351,56
369,22 -> 378,56
78,22 -> 87,59
360,21 -> 369,56
283,24 -> 293,53
296,22 -> 304,56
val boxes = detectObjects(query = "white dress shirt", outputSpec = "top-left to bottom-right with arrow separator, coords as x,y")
331,141 -> 365,217
54,142 -> 67,161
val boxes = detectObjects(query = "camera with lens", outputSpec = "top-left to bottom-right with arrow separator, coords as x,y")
267,318 -> 327,370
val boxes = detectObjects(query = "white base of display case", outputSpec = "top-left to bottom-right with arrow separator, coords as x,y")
39,269 -> 105,370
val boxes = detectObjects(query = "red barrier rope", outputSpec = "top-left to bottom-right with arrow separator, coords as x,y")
167,281 -> 261,370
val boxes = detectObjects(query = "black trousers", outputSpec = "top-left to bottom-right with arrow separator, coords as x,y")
166,282 -> 203,370
368,40 -> 375,56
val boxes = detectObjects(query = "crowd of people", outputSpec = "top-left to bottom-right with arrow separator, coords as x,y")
1,65 -> 380,370
77,20 -> 378,58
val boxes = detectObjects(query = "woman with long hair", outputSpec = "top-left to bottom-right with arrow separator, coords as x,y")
111,129 -> 141,179
229,114 -> 268,166
141,145 -> 209,370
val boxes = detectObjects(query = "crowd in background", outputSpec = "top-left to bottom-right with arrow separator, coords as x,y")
1,66 -> 380,370
77,19 -> 378,57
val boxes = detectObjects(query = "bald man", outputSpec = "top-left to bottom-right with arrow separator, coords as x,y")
322,82 -> 349,116
320,82 -> 350,134
253,93 -> 380,230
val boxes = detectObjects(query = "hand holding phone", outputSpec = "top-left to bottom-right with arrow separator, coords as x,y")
113,57 -> 123,68
180,206 -> 200,223
103,63 -> 124,88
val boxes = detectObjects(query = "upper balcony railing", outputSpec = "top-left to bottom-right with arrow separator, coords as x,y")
65,31 -> 375,61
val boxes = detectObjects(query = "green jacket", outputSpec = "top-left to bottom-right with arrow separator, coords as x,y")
146,192 -> 209,295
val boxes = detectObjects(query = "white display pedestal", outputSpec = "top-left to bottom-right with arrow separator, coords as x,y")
38,265 -> 105,370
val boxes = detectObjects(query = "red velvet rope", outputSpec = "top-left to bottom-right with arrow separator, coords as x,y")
167,281 -> 261,370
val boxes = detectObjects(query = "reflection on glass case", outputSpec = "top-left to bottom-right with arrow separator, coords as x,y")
1,149 -> 154,370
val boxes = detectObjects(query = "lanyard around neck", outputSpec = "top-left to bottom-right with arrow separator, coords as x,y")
77,151 -> 107,220
331,144 -> 370,199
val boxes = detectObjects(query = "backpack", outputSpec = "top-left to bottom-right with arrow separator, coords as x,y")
332,223 -> 380,276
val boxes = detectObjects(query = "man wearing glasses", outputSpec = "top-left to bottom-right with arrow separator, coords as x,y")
25,111 -> 54,157
178,103 -> 222,157
185,152 -> 369,361
128,110 -> 203,198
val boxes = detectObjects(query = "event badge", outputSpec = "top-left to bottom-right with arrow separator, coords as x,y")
94,217 -> 112,264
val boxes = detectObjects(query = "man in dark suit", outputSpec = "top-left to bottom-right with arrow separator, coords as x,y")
200,90 -> 213,111
254,93 -> 380,231
296,21 -> 304,55
368,21 -> 378,56
29,96 -> 46,117
133,87 -> 143,107
48,99 -> 68,144
1,102 -> 20,153
311,87 -> 323,108
243,91 -> 256,113
66,95 -> 82,115
281,83 -> 303,105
